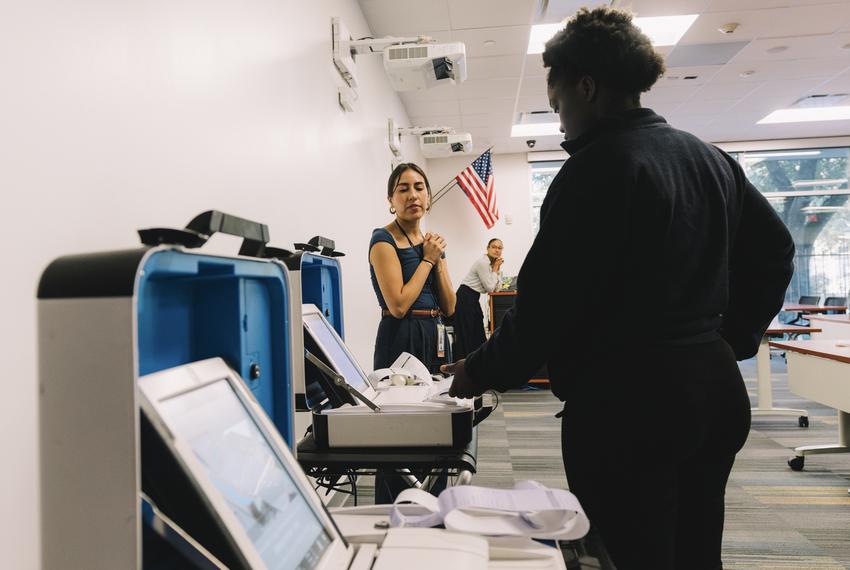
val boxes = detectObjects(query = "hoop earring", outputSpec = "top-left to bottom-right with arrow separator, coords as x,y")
389,206 -> 396,214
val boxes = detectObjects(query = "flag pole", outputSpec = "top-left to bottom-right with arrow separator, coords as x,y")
429,147 -> 493,208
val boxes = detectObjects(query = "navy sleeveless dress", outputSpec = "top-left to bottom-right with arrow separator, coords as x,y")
368,227 -> 449,503
369,227 -> 445,373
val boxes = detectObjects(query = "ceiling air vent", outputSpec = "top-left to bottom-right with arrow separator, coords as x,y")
792,94 -> 850,108
423,135 -> 449,144
387,46 -> 429,60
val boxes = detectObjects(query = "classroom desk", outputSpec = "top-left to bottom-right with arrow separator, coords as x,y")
782,304 -> 847,313
752,319 -> 821,426
767,339 -> 850,473
488,290 -> 517,333
805,314 -> 850,340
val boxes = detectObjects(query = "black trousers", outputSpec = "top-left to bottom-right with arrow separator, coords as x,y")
560,338 -> 750,570
453,284 -> 487,360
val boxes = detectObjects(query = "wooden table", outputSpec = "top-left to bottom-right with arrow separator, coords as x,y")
752,319 -> 821,426
805,314 -> 850,340
782,304 -> 847,314
488,291 -> 517,333
767,339 -> 850,475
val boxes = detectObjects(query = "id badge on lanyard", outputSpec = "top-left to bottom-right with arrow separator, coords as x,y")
437,322 -> 446,358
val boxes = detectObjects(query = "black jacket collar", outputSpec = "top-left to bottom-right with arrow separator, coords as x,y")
560,108 -> 667,155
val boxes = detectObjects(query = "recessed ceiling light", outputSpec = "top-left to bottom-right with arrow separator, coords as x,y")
767,45 -> 788,54
717,22 -> 739,34
758,106 -> 850,124
527,14 -> 698,54
483,39 -> 496,47
511,123 -> 561,137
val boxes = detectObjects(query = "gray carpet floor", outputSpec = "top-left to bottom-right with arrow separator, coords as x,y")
351,355 -> 850,568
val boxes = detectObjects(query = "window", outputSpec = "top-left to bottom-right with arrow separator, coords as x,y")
736,147 -> 850,302
529,161 -> 564,234
526,146 -> 850,303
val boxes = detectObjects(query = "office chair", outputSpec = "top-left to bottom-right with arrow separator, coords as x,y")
824,296 -> 846,315
786,295 -> 821,325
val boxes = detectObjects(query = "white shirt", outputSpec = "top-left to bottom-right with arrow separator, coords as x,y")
461,255 -> 503,295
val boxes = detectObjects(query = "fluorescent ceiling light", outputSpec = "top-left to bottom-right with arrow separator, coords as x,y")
527,15 -> 698,54
792,178 -> 848,187
511,123 -> 561,137
744,151 -> 821,158
758,106 -> 850,124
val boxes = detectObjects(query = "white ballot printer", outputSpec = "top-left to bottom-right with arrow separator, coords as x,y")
140,357 -> 573,570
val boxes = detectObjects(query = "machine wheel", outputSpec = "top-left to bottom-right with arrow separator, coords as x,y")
798,416 -> 809,428
788,456 -> 805,471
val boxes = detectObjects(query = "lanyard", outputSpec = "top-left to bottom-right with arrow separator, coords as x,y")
394,220 -> 424,261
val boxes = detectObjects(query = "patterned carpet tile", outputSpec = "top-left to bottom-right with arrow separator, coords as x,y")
340,355 -> 850,566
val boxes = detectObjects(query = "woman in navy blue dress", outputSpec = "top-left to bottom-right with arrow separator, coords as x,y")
369,163 -> 456,372
369,162 -> 456,503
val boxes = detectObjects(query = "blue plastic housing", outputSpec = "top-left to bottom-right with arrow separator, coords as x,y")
299,252 -> 344,338
136,249 -> 293,444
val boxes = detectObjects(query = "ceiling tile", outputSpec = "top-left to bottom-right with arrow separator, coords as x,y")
457,77 -> 519,100
730,32 -> 850,64
516,94 -> 551,113
660,65 -> 723,85
643,84 -> 703,104
519,74 -> 548,98
451,26 -> 531,57
536,0 -> 603,23
358,0 -> 451,36
402,98 -> 461,117
729,94 -> 800,112
462,113 -> 513,130
679,4 -> 850,46
399,83 -> 459,102
460,97 -> 516,114
705,0 -> 850,13
407,115 -> 463,129
466,55 -> 524,81
815,69 -> 850,92
524,53 -> 547,77
665,42 -> 750,66
711,59 -> 850,82
447,0 -> 536,30
751,77 -> 837,98
674,98 -> 739,115
693,80 -> 762,100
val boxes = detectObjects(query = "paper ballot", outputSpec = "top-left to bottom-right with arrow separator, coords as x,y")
389,481 -> 590,541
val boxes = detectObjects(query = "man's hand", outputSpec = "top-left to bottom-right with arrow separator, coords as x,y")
441,359 -> 484,398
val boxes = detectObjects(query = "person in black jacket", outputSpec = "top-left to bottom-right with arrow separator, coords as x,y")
443,7 -> 794,570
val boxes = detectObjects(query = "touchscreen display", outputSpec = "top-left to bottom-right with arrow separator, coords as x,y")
159,379 -> 331,569
303,312 -> 370,391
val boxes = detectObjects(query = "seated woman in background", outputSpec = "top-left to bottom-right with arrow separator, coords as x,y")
453,238 -> 504,360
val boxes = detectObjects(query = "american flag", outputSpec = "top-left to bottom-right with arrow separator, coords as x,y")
455,149 -> 499,229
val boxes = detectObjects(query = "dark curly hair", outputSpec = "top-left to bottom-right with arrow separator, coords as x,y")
543,7 -> 665,98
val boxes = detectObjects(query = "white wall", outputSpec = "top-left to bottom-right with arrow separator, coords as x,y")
424,153 -> 536,288
0,2 -> 421,567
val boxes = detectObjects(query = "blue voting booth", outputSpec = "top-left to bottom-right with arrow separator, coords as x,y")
37,211 -> 299,568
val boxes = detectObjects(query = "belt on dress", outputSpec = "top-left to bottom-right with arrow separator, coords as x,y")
382,308 -> 440,319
